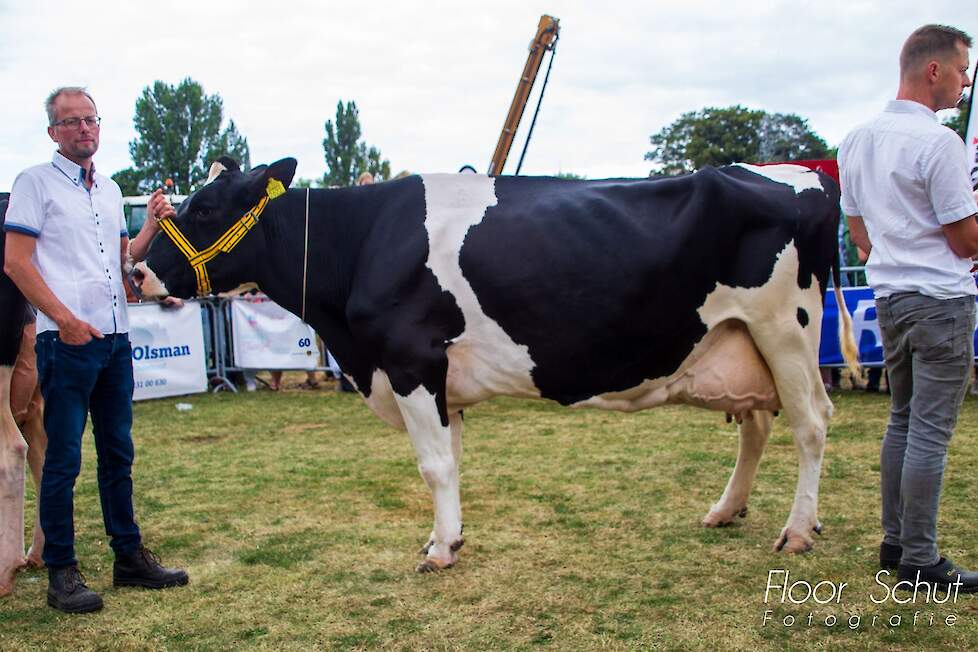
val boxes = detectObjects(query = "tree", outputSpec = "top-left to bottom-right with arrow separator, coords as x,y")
322,101 -> 391,187
111,167 -> 142,196
942,92 -> 971,140
127,78 -> 250,194
645,105 -> 828,175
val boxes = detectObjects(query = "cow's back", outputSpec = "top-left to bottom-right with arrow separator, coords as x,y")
420,166 -> 839,405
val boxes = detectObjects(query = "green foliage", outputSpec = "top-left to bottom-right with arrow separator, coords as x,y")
556,171 -> 587,180
942,91 -> 970,140
646,105 -> 829,175
111,167 -> 142,196
322,100 -> 391,187
127,77 -> 250,194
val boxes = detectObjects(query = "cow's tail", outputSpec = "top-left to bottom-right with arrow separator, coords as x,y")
832,250 -> 861,379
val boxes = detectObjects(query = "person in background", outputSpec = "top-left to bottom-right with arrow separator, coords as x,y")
839,25 -> 978,592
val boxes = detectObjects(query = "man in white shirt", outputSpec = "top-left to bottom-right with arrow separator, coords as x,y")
839,25 -> 978,592
3,87 -> 186,613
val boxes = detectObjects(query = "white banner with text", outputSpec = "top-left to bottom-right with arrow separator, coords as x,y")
229,296 -> 319,370
129,301 -> 208,401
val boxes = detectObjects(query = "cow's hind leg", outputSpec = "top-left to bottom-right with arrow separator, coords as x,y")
0,366 -> 28,596
395,388 -> 464,572
21,409 -> 45,568
749,324 -> 832,553
703,409 -> 773,527
11,323 -> 44,568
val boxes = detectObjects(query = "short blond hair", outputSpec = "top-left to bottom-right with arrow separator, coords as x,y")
45,86 -> 96,125
900,25 -> 972,77
356,172 -> 374,186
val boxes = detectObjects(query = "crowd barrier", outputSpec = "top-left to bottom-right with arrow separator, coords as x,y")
821,286 -> 978,368
130,294 -> 333,400
130,286 -> 978,400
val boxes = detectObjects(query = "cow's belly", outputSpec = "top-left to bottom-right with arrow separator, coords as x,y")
359,370 -> 406,429
445,337 -> 540,412
572,320 -> 780,414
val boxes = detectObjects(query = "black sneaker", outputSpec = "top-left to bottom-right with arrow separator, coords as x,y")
47,565 -> 103,613
113,546 -> 189,589
880,542 -> 901,570
897,557 -> 978,594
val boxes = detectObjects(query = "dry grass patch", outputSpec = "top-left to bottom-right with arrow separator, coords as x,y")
2,383 -> 978,650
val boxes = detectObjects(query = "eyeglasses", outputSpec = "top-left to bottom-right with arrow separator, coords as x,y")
52,116 -> 101,129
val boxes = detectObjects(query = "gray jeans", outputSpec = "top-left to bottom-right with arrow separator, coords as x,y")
876,292 -> 975,566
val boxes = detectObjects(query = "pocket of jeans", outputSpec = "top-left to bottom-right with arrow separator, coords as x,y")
909,317 -> 958,362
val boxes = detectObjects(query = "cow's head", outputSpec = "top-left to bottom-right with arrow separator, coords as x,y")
136,157 -> 296,299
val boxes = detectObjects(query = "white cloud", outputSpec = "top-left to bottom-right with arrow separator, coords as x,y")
1,0 -> 975,187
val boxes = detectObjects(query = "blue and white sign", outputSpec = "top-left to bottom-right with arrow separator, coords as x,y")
229,295 -> 319,370
129,301 -> 208,400
820,287 -> 978,366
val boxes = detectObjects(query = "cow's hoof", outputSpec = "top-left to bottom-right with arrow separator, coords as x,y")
773,528 -> 815,553
702,504 -> 748,527
0,557 -> 28,596
415,558 -> 454,573
415,539 -> 463,573
25,552 -> 44,569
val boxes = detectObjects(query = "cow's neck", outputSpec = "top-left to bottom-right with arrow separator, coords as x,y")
254,187 -> 370,327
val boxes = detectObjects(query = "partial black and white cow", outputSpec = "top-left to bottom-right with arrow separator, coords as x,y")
136,159 -> 858,571
1,196 -> 47,595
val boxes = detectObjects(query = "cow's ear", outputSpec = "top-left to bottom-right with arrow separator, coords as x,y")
215,156 -> 240,172
253,158 -> 297,200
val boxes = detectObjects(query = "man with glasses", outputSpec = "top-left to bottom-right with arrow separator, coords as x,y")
3,87 -> 187,613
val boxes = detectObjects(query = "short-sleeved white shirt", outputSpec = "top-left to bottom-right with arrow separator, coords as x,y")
838,100 -> 978,299
4,151 -> 130,334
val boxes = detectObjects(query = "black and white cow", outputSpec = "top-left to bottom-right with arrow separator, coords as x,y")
136,159 -> 858,572
1,196 -> 47,595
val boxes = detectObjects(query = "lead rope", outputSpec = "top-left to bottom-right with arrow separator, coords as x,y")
301,187 -> 310,322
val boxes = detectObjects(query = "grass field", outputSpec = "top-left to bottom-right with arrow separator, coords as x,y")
2,378 -> 978,651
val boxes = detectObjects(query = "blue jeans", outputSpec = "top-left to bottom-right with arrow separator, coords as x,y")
35,332 -> 141,568
876,293 -> 975,566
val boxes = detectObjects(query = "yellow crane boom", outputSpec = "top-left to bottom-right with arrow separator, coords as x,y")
488,15 -> 560,176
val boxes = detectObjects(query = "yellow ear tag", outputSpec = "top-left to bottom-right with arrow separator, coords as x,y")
266,178 -> 286,199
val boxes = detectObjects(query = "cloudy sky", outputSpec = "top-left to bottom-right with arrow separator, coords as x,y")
1,0 -> 975,189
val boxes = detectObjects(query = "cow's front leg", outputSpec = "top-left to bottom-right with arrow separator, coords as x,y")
395,388 -> 464,572
703,409 -> 773,527
419,411 -> 463,556
0,367 -> 28,596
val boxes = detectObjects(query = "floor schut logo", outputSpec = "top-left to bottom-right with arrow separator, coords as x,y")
131,343 -> 192,361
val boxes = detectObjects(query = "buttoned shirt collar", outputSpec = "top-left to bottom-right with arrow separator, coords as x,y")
884,99 -> 938,122
52,150 -> 98,189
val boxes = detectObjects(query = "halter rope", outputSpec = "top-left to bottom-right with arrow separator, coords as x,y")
156,178 -> 286,296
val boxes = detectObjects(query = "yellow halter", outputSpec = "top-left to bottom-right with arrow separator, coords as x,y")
156,178 -> 286,296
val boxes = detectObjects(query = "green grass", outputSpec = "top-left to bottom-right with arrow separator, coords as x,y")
3,380 -> 978,651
